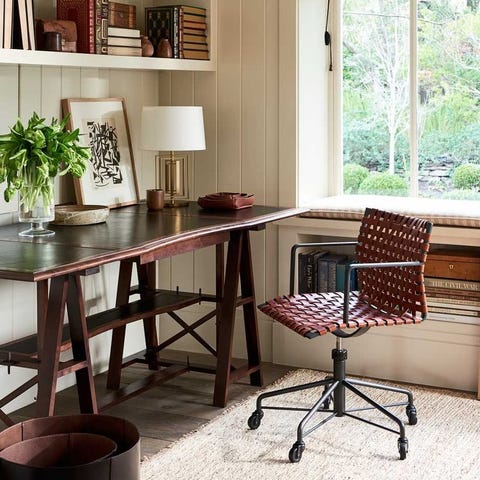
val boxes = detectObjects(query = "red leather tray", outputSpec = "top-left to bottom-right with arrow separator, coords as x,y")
197,192 -> 254,210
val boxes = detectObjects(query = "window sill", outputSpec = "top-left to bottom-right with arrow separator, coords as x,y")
302,195 -> 480,228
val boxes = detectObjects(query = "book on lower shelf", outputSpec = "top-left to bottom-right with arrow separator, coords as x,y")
182,49 -> 209,60
107,45 -> 141,56
57,0 -> 95,54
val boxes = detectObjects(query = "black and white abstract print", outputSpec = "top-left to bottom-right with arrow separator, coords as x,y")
87,119 -> 123,188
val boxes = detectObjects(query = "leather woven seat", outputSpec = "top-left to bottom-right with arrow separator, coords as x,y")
248,208 -> 432,463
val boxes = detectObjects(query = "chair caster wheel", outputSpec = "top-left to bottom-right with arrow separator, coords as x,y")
398,438 -> 408,460
322,391 -> 332,409
406,404 -> 417,425
288,442 -> 305,463
247,410 -> 263,430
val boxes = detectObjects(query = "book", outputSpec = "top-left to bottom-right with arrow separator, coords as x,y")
298,249 -> 325,294
426,295 -> 480,307
182,41 -> 208,51
326,254 -> 346,292
108,1 -> 136,29
145,6 -> 180,58
428,306 -> 480,317
4,0 -> 13,48
107,45 -> 141,56
424,277 -> 480,292
182,12 -> 206,23
182,33 -> 207,43
180,5 -> 206,16
12,0 -> 28,49
107,35 -> 141,47
182,26 -> 207,35
107,26 -> 140,37
336,258 -> 357,292
182,19 -> 207,30
95,0 -> 108,54
25,0 -> 35,49
57,0 -> 95,54
0,0 -> 4,48
428,300 -> 480,311
428,311 -> 480,326
182,49 -> 209,60
426,289 -> 480,303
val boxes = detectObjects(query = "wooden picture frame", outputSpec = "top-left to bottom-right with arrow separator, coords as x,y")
61,97 -> 139,208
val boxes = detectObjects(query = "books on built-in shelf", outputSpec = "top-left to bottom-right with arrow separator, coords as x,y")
107,45 -> 141,56
424,247 -> 480,325
57,0 -> 95,53
108,1 -> 136,29
298,250 -> 357,295
108,36 -> 141,47
107,26 -> 141,56
145,4 -> 208,60
108,26 -> 140,37
95,0 -> 108,54
3,0 -> 35,50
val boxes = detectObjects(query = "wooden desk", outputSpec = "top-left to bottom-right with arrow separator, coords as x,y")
0,203 -> 305,425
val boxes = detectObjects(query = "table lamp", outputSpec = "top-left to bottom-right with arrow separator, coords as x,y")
140,106 -> 206,207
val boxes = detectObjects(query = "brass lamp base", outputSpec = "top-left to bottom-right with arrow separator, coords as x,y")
164,199 -> 189,208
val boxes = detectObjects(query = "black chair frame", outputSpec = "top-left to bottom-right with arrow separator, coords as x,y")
248,225 -> 431,463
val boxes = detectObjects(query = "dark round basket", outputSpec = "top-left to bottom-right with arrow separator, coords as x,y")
0,414 -> 140,480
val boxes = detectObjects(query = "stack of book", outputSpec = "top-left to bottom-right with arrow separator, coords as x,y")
107,1 -> 140,56
298,249 -> 358,294
107,26 -> 141,56
424,248 -> 480,325
145,4 -> 208,60
57,0 -> 140,56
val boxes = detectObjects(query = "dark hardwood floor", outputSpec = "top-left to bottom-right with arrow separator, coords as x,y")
7,352 -> 293,458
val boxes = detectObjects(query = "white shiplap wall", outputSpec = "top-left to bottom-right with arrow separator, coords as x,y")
0,0 -> 288,411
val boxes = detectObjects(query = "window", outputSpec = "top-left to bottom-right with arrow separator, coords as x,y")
342,0 -> 480,200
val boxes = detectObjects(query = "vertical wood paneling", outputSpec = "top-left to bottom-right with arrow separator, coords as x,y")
217,0 -> 242,191
241,0 -> 266,201
0,0 -> 286,409
0,66 -> 19,215
194,71 -> 217,197
138,71 -> 159,193
278,0 -> 298,207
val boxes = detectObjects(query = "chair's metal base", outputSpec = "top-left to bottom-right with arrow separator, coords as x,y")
247,347 -> 416,463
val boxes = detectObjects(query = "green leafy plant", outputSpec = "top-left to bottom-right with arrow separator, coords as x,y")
0,112 -> 90,214
358,171 -> 409,196
343,163 -> 369,193
452,163 -> 480,190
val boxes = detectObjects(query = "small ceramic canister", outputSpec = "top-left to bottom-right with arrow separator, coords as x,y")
146,189 -> 165,210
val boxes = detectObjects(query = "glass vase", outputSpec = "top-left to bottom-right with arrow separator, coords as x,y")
18,179 -> 55,237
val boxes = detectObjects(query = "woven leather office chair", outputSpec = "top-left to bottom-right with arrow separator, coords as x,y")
248,208 -> 432,462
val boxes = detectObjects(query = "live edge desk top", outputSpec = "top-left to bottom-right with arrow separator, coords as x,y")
0,203 -> 306,282
0,203 -> 306,423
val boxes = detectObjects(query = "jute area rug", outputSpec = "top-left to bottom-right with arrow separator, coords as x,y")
141,369 -> 480,480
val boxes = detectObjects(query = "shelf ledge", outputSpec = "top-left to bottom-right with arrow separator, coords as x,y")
0,48 -> 216,72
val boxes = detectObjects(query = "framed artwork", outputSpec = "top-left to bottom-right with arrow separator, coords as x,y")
61,97 -> 139,208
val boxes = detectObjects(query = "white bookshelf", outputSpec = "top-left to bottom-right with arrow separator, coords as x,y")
0,0 -> 216,71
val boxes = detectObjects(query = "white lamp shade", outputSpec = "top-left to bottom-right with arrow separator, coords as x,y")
140,106 -> 206,151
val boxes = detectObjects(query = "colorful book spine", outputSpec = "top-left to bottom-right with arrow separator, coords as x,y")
95,0 -> 108,54
57,0 -> 95,54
